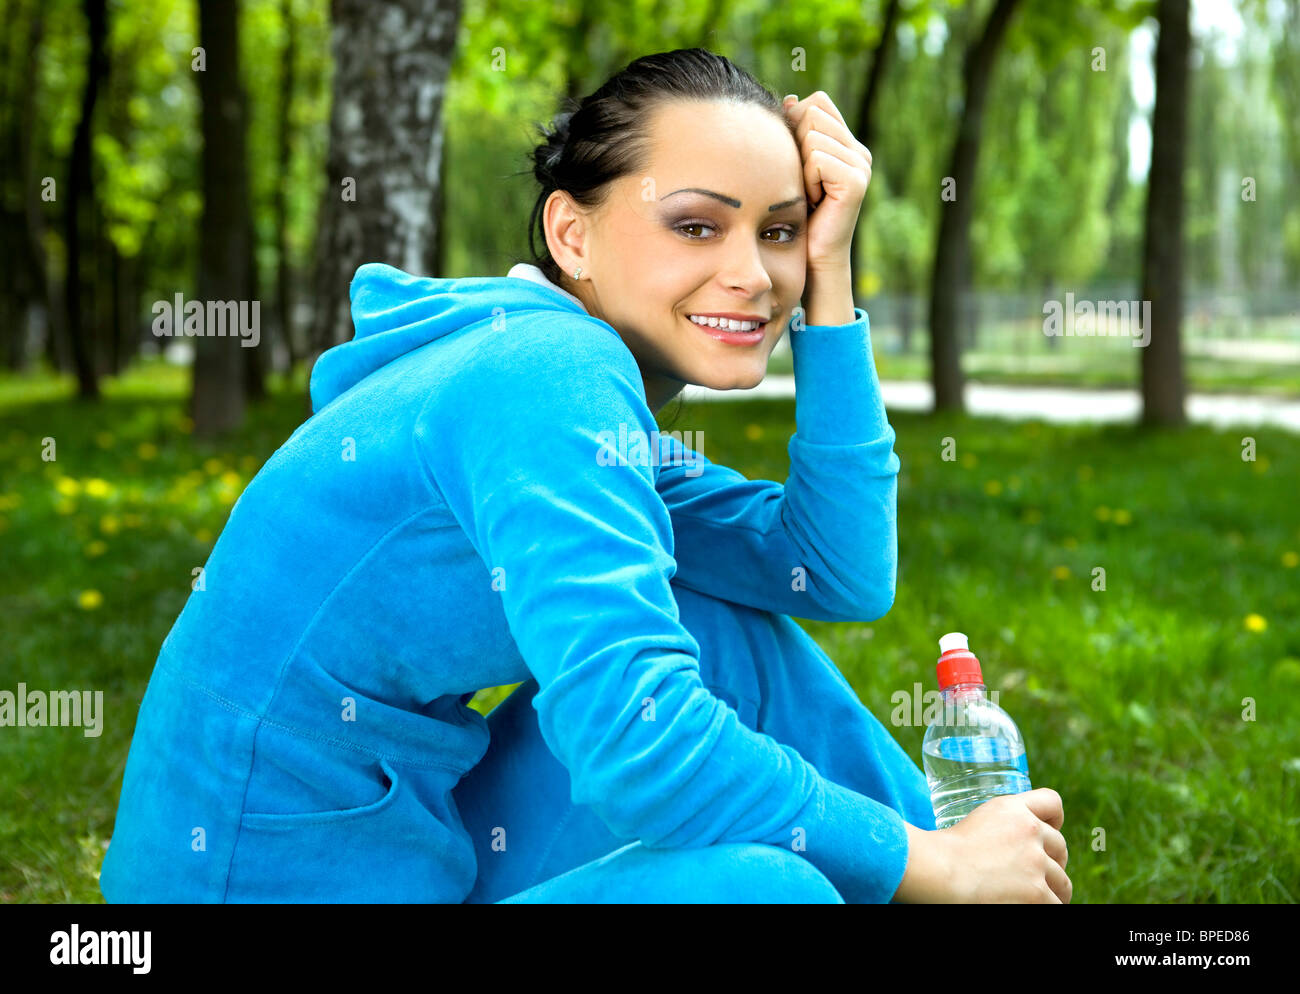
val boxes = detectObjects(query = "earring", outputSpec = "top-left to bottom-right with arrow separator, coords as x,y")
573,267 -> 583,279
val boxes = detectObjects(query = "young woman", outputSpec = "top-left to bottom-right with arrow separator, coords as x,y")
100,48 -> 1069,904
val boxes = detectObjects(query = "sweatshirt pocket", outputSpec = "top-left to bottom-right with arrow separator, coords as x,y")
239,755 -> 401,827
226,756 -> 457,902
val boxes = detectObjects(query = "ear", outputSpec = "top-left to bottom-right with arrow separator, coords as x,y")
543,190 -> 590,275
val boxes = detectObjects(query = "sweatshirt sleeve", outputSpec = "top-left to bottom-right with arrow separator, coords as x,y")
415,312 -> 910,904
656,306 -> 900,623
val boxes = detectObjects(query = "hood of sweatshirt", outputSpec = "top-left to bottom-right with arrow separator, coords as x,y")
309,262 -> 591,413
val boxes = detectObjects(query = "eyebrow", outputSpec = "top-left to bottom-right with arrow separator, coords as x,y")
661,188 -> 805,213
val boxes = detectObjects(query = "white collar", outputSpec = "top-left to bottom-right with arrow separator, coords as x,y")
506,262 -> 587,311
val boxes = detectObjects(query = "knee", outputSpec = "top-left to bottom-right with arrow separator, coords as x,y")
688,843 -> 844,904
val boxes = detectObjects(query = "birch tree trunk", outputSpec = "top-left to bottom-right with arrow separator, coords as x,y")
306,0 -> 464,373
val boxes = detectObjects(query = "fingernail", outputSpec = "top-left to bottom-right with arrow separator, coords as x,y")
783,94 -> 797,104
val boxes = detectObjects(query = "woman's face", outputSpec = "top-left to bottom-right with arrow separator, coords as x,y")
545,99 -> 808,413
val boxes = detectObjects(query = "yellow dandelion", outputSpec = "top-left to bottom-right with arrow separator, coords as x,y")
94,431 -> 114,449
100,514 -> 121,535
77,589 -> 103,610
1022,508 -> 1043,525
1077,465 -> 1093,481
240,455 -> 258,472
1094,505 -> 1111,521
203,457 -> 224,475
1244,613 -> 1267,633
744,423 -> 763,441
0,493 -> 21,511
960,452 -> 977,468
1283,551 -> 1299,568
220,470 -> 242,489
122,513 -> 144,529
137,442 -> 158,460
1113,508 -> 1132,525
55,476 -> 81,497
1051,565 -> 1072,580
84,478 -> 112,499
1063,536 -> 1079,549
1253,457 -> 1270,473
983,479 -> 1003,496
85,540 -> 108,558
195,527 -> 213,544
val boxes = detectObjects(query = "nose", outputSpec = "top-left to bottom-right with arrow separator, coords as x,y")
718,239 -> 775,303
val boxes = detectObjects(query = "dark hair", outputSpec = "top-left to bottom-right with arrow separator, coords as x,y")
513,48 -> 790,428
520,47 -> 791,291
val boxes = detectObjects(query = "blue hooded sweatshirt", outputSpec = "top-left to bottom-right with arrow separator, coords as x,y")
98,261 -> 910,904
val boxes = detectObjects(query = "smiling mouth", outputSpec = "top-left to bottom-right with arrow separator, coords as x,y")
683,313 -> 769,345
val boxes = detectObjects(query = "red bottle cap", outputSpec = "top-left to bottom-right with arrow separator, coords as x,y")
936,632 -> 984,690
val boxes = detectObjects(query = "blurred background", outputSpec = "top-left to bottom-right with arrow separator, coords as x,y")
1,0 -> 1296,904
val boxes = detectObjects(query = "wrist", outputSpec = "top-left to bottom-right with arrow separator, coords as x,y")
894,822 -> 954,903
801,264 -> 855,327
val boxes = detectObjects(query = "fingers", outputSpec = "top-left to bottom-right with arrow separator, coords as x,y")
785,92 -> 872,167
1042,823 -> 1068,871
1024,787 -> 1065,831
785,90 -> 847,131
1044,853 -> 1073,903
797,129 -> 871,210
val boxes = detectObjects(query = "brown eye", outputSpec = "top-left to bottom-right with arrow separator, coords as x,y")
674,222 -> 715,240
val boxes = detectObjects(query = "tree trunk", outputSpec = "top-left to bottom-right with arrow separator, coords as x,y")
430,120 -> 447,278
926,0 -> 1020,412
306,0 -> 464,396
849,0 -> 900,289
1139,0 -> 1190,427
243,205 -> 267,402
898,290 -> 913,355
117,250 -> 141,371
63,0 -> 110,400
192,0 -> 254,436
108,235 -> 123,374
1,0 -> 26,370
19,5 -> 65,376
276,0 -> 299,369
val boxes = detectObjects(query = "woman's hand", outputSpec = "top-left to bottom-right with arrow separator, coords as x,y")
894,788 -> 1073,903
782,91 -> 873,275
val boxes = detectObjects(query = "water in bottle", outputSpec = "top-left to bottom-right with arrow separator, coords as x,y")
922,632 -> 1032,829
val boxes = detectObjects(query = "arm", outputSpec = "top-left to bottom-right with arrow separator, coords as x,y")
417,312 -> 910,904
656,306 -> 901,622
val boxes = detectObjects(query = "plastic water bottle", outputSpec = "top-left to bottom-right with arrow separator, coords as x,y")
922,632 -> 1032,829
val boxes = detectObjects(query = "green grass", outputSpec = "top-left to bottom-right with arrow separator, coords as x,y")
2,358 -> 1297,903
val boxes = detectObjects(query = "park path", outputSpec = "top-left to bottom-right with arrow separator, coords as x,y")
681,377 -> 1300,433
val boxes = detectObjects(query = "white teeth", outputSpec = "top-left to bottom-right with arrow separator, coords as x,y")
688,314 -> 761,332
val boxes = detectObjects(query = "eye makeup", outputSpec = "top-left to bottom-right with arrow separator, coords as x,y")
670,218 -> 802,242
